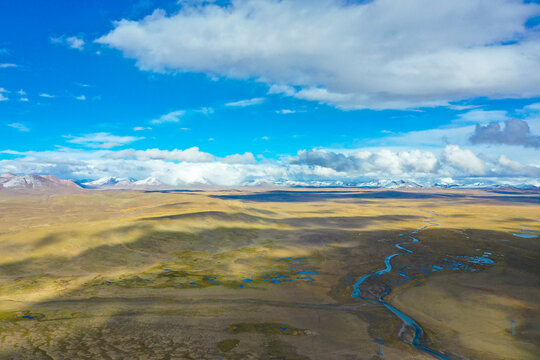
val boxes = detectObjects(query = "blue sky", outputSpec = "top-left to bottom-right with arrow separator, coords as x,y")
1,0 -> 540,186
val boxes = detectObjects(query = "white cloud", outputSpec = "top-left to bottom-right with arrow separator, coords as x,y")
134,126 -> 152,131
66,132 -> 144,149
1,145 -> 539,187
96,0 -> 540,110
151,110 -> 185,124
104,148 -> 257,165
443,145 -> 485,175
194,107 -> 214,115
276,109 -> 296,115
7,123 -> 30,132
75,95 -> 86,100
293,148 -> 439,176
0,63 -> 17,68
498,155 -> 540,177
19,98 -> 29,102
51,35 -> 85,50
455,109 -> 509,124
222,152 -> 257,164
39,93 -> 55,98
17,89 -> 26,95
225,97 -> 265,107
104,147 -> 215,162
0,93 -> 7,101
524,103 -> 540,112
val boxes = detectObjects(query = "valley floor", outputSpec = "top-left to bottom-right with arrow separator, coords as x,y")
0,188 -> 538,359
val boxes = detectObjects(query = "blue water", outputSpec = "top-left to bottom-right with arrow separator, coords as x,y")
456,256 -> 494,264
351,225 -> 452,360
512,233 -> 538,238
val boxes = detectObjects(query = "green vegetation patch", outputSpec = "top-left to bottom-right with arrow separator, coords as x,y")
217,339 -> 240,352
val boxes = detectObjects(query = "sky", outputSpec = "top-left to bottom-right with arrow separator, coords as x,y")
1,0 -> 540,187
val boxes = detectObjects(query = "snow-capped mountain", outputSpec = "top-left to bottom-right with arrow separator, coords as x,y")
81,177 -> 134,188
0,174 -> 81,190
358,179 -> 423,189
80,176 -> 165,189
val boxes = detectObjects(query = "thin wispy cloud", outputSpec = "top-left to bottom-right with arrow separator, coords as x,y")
66,132 -> 144,149
151,110 -> 185,124
7,123 -> 30,132
225,97 -> 265,107
276,109 -> 296,115
455,110 -> 509,124
0,63 -> 18,68
75,95 -> 86,100
51,35 -> 85,50
39,93 -> 55,98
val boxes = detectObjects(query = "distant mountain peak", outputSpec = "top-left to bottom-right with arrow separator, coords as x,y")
80,176 -> 165,189
0,174 -> 81,191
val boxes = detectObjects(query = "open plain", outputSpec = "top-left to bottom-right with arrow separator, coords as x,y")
0,188 -> 538,360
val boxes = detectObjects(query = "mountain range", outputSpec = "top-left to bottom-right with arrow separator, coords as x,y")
0,173 -> 538,191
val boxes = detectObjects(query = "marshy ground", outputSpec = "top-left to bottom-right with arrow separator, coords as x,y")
0,188 -> 538,359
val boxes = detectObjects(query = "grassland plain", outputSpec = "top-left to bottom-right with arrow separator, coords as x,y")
0,188 -> 538,359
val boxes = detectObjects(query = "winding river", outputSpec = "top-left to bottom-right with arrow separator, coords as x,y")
351,225 -> 452,360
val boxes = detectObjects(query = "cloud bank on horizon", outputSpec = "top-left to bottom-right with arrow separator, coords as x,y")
1,0 -> 539,187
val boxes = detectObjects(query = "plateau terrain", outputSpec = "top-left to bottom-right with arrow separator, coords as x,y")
0,187 -> 538,359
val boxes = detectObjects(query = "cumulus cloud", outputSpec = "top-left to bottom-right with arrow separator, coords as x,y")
51,35 -> 85,50
292,148 -> 439,175
66,132 -> 144,149
225,97 -> 265,107
1,145 -> 539,187
96,0 -> 540,110
0,93 -> 7,101
443,145 -> 485,175
151,110 -> 185,124
7,123 -> 30,132
222,152 -> 257,164
470,119 -> 540,148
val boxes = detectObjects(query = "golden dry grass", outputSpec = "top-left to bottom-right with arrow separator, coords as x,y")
0,188 -> 538,359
